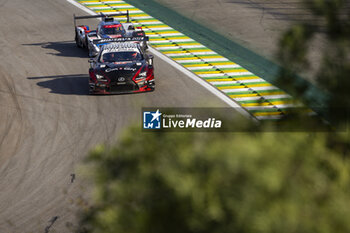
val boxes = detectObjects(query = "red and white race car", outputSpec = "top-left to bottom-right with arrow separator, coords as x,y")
74,12 -> 147,57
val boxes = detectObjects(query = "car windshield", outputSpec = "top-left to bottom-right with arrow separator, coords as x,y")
100,51 -> 142,62
101,25 -> 124,35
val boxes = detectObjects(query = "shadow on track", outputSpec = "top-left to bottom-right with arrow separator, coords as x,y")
22,41 -> 88,58
28,74 -> 89,95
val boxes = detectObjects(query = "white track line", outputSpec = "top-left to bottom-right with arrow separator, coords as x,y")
234,96 -> 266,101
188,65 -> 241,70
176,58 -> 228,63
133,21 -> 164,25
263,94 -> 292,99
83,1 -> 124,4
234,95 -> 291,101
167,52 -> 217,56
245,104 -> 295,110
148,33 -> 184,37
67,0 -> 98,15
198,72 -> 253,77
155,45 -> 205,50
209,79 -> 265,85
221,86 -> 278,93
142,27 -> 173,31
66,0 -> 256,121
150,39 -> 195,43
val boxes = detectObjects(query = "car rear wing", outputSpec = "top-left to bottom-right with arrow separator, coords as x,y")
92,36 -> 149,45
73,11 -> 130,27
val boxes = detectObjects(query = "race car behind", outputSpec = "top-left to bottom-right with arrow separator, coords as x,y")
74,11 -> 147,57
88,41 -> 155,94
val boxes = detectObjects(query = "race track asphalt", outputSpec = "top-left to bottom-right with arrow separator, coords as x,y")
0,0 -> 234,232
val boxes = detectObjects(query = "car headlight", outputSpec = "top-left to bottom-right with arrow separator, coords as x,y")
96,74 -> 104,80
139,71 -> 147,77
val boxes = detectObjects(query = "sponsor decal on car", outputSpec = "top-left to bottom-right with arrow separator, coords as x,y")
105,68 -> 119,72
96,37 -> 148,44
124,67 -> 137,71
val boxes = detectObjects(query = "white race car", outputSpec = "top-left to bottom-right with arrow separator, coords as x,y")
74,12 -> 148,57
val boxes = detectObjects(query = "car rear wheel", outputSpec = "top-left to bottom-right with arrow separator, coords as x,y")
75,35 -> 82,48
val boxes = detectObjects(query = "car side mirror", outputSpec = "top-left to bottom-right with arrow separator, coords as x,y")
147,55 -> 154,67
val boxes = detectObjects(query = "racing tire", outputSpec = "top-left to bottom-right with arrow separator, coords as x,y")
88,48 -> 93,58
75,35 -> 82,48
83,37 -> 88,49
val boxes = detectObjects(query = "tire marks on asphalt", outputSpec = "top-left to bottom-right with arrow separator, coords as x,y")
44,216 -> 59,233
0,70 -> 25,175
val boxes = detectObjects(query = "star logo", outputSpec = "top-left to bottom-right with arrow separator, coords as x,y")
143,109 -> 162,129
150,109 -> 162,122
